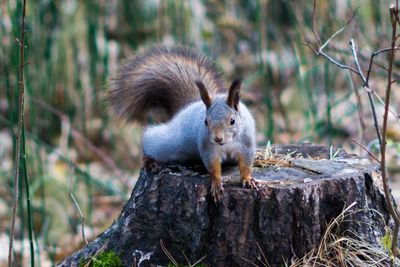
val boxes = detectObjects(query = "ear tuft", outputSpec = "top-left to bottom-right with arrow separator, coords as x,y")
195,80 -> 212,109
227,78 -> 242,111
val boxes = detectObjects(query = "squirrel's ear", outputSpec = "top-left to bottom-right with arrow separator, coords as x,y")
227,78 -> 241,111
195,80 -> 212,109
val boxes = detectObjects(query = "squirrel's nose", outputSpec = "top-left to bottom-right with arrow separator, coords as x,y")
214,136 -> 223,144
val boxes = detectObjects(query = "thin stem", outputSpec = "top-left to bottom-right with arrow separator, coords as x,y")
317,26 -> 359,75
349,39 -> 367,83
383,3 -> 400,261
22,127 -> 35,266
9,0 -> 28,266
327,43 -> 400,83
366,92 -> 382,147
349,39 -> 383,147
348,73 -> 367,144
69,164 -> 89,245
366,46 -> 400,83
351,138 -> 380,163
311,0 -> 321,45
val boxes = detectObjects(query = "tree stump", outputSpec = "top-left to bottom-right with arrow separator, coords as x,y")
58,144 -> 389,266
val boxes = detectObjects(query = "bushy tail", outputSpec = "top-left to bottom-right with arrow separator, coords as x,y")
107,46 -> 226,122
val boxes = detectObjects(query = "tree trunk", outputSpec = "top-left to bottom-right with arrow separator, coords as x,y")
57,144 -> 389,267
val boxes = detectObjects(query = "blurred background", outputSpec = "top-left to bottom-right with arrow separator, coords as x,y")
1,0 -> 399,266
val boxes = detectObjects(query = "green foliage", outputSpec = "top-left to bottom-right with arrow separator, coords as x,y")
79,251 -> 123,267
382,228 -> 392,254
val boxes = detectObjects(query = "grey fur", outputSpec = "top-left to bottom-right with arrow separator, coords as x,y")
143,95 -> 256,170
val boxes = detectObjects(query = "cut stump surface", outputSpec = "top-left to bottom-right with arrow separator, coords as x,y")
58,144 -> 389,266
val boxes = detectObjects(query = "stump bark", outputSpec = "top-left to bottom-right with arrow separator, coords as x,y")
58,144 -> 389,266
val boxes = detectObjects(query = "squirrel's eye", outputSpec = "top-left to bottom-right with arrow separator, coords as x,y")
230,118 -> 235,125
205,119 -> 208,126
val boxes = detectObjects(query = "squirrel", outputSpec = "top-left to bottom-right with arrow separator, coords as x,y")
108,46 -> 257,202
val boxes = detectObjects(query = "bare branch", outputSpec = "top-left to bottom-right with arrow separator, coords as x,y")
348,74 -> 367,144
311,0 -> 321,45
366,46 -> 400,84
328,43 -> 400,77
318,50 -> 359,74
347,38 -> 383,147
351,139 -> 380,163
382,4 -> 400,260
9,0 -> 28,265
365,92 -> 383,147
395,1 -> 400,27
306,0 -> 359,75
315,21 -> 360,74
349,39 -> 367,83
302,40 -> 318,55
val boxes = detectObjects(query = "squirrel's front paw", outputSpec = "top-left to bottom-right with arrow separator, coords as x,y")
143,156 -> 162,173
242,177 -> 259,189
211,180 -> 224,203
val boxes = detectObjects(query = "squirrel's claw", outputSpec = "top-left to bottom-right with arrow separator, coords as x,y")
243,178 -> 259,189
211,181 -> 224,203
